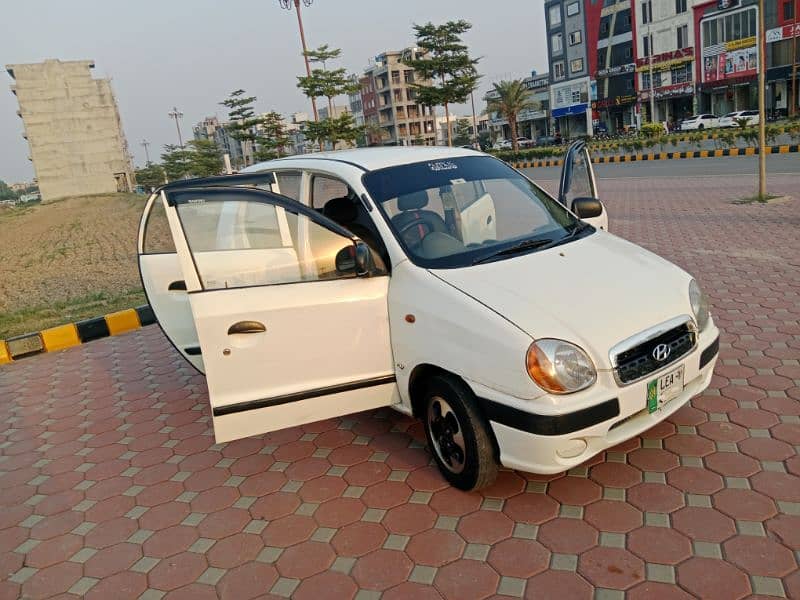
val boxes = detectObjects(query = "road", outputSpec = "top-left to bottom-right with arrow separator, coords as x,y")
521,153 -> 799,181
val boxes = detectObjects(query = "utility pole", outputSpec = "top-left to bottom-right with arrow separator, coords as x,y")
280,0 -> 318,121
757,0 -> 767,199
470,90 -> 479,147
168,107 -> 184,148
648,26 -> 656,123
791,0 -> 798,118
140,139 -> 151,165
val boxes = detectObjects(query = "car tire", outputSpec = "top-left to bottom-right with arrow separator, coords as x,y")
698,124 -> 704,130
422,374 -> 498,491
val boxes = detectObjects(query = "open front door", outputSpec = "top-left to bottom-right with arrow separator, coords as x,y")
161,184 -> 397,443
137,173 -> 278,372
558,141 -> 608,231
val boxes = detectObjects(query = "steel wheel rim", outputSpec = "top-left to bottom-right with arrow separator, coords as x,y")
427,395 -> 466,474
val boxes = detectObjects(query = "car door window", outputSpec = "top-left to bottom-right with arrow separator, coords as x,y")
312,175 -> 351,210
273,171 -> 302,203
175,196 -> 362,290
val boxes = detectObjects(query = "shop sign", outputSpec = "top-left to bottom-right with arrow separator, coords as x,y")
524,75 -> 550,90
597,63 -> 635,78
635,47 -> 693,69
592,94 -> 637,108
717,0 -> 740,8
638,83 -> 695,101
703,44 -> 757,83
766,23 -> 800,43
725,36 -> 756,51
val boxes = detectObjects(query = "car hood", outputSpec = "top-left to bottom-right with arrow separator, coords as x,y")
430,231 -> 694,370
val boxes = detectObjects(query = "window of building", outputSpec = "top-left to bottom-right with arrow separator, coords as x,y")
404,70 -> 414,84
643,33 -> 653,57
626,78 -> 634,91
786,1 -> 795,20
569,30 -> 582,45
677,25 -> 688,49
551,32 -> 563,54
549,4 -> 562,27
570,58 -> 584,73
601,20 -> 610,35
625,46 -> 633,59
671,63 -> 693,84
641,1 -> 652,24
675,0 -> 687,14
597,48 -> 608,66
553,61 -> 565,79
567,1 -> 580,16
571,88 -> 582,104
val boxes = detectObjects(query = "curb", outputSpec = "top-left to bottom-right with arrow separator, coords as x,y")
511,144 -> 799,169
0,305 -> 156,365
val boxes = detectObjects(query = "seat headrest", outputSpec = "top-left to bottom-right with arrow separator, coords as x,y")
398,191 -> 429,211
323,197 -> 357,223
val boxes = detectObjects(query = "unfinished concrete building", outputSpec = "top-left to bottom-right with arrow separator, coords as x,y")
6,59 -> 134,202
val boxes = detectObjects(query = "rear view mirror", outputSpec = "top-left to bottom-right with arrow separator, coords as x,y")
335,241 -> 370,276
571,197 -> 603,219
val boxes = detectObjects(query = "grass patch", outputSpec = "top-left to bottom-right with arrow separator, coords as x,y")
732,194 -> 782,205
0,288 -> 146,339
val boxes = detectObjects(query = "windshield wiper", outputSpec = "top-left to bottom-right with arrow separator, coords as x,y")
472,238 -> 554,265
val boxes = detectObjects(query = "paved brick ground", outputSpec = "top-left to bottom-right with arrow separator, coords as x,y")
1,174 -> 798,600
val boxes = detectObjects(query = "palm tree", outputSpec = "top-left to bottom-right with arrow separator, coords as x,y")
486,80 -> 539,152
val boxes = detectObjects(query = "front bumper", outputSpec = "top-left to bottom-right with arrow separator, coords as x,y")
480,326 -> 720,474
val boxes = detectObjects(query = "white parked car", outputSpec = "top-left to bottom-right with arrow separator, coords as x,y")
138,143 -> 719,490
679,114 -> 719,130
718,110 -> 760,128
492,139 -> 512,151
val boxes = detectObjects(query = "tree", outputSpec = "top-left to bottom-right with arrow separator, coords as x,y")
453,118 -> 472,146
485,80 -> 538,152
254,111 -> 291,161
403,20 -> 480,146
303,112 -> 363,150
187,139 -> 223,178
161,145 -> 194,181
135,164 -> 166,191
0,180 -> 17,201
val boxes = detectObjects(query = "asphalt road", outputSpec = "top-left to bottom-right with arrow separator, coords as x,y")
521,153 -> 799,181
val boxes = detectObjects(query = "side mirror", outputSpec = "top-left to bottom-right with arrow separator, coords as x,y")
335,241 -> 371,276
571,197 -> 603,219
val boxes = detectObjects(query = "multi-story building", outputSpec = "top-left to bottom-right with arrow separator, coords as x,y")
586,0 -> 637,133
192,116 -> 245,167
765,0 -> 799,118
360,48 -> 437,146
485,71 -> 551,142
5,59 -> 134,202
633,0 -> 699,126
693,0 -> 760,115
545,0 -> 594,137
347,74 -> 365,130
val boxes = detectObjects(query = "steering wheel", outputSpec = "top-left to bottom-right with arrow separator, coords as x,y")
397,217 -> 430,242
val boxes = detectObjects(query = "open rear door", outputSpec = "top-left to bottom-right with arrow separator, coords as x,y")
558,141 -> 608,231
158,184 -> 397,443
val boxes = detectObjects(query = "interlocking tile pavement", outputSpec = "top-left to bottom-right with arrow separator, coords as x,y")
1,174 -> 798,599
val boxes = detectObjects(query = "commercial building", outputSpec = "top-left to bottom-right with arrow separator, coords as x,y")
360,48 -> 437,146
485,71 -> 551,143
587,0 -> 637,133
693,0 -> 760,115
192,116 -> 245,167
545,0 -> 593,137
633,0 -> 700,126
765,0 -> 799,118
5,59 -> 134,203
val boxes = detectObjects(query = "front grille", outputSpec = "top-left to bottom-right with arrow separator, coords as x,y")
614,322 -> 695,384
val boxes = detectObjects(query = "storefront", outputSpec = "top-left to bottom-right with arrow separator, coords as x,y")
550,77 -> 592,139
766,20 -> 800,118
695,1 -> 759,115
592,95 -> 637,133
635,48 -> 696,125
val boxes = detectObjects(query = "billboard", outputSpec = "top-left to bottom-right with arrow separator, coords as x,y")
702,38 -> 757,83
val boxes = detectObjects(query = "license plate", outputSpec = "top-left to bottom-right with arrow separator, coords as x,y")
647,365 -> 685,413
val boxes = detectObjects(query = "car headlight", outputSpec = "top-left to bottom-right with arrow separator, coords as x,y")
526,339 -> 597,394
689,279 -> 710,331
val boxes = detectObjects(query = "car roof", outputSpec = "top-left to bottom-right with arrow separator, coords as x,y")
244,146 -> 481,173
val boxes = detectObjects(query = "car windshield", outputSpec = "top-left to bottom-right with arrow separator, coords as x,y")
361,156 -> 584,268
723,112 -> 738,118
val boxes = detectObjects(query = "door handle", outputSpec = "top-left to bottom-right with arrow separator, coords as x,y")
168,280 -> 187,291
227,321 -> 266,335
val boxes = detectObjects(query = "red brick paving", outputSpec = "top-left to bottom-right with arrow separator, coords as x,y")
0,174 -> 798,597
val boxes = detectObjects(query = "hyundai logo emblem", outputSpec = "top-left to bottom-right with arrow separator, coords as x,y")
652,343 -> 671,362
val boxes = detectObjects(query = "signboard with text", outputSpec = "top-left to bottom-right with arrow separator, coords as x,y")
702,37 -> 757,83
766,23 -> 800,43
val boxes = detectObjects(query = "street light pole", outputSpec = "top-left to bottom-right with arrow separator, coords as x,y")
140,139 -> 151,165
791,0 -> 798,118
757,0 -> 767,199
470,90 -> 479,147
648,26 -> 656,123
168,107 -> 184,148
280,0 -> 319,121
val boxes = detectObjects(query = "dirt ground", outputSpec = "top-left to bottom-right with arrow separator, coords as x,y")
0,194 -> 146,338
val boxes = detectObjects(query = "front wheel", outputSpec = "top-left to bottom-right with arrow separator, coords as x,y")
698,124 -> 704,130
422,375 -> 498,490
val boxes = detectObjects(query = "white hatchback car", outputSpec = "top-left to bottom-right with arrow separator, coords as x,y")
138,143 -> 719,490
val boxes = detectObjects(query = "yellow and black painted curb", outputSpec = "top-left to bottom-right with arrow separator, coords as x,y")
512,144 -> 799,169
0,305 -> 156,365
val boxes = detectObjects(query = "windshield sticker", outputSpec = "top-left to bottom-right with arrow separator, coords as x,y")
428,161 -> 458,172
450,178 -> 466,185
187,198 -> 205,204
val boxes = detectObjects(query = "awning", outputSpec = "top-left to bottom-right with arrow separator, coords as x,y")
552,104 -> 588,118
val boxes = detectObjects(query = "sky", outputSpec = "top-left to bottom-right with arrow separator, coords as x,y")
0,0 -> 548,183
